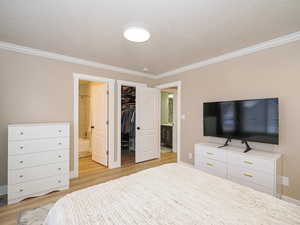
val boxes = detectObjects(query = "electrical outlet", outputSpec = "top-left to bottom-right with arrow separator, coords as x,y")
188,153 -> 193,160
282,176 -> 289,186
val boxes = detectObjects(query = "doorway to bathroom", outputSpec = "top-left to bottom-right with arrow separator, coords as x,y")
78,80 -> 108,174
160,88 -> 177,154
73,73 -> 115,179
155,81 -> 181,163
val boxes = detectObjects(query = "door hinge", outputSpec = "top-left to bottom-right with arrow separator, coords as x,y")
106,150 -> 109,155
106,90 -> 109,95
106,121 -> 109,125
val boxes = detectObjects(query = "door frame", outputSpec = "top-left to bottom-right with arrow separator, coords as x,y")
73,73 -> 115,178
155,81 -> 182,163
116,80 -> 147,168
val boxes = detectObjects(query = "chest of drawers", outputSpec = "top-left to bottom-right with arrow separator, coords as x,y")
8,123 -> 70,204
194,143 -> 282,197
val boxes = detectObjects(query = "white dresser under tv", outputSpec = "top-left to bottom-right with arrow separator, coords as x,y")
8,123 -> 70,204
194,143 -> 282,197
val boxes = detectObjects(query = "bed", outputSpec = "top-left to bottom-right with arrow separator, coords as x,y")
44,163 -> 300,225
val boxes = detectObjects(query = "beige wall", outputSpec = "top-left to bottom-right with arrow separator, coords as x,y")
151,41 -> 300,200
0,49 -> 152,186
1,40 -> 300,200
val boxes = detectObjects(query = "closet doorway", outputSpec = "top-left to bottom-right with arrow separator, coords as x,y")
120,85 -> 136,166
73,73 -> 115,179
117,81 -> 160,167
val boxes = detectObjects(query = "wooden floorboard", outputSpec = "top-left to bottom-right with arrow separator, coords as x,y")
0,152 -> 177,225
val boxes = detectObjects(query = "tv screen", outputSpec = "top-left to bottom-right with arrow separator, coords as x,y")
203,98 -> 279,144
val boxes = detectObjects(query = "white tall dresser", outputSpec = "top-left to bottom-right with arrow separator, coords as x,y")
8,123 -> 70,204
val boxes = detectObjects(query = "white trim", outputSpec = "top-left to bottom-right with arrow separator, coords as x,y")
70,170 -> 77,179
156,31 -> 300,78
0,185 -> 7,195
0,41 -> 154,78
155,81 -> 182,163
73,73 -> 115,178
178,161 -> 194,168
281,195 -> 300,206
116,80 -> 147,168
1,32 -> 299,80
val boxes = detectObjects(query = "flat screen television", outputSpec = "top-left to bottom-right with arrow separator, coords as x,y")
203,98 -> 279,145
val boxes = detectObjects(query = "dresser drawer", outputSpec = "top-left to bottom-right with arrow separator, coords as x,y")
8,138 -> 69,155
8,150 -> 68,170
8,124 -> 69,141
228,165 -> 274,188
228,176 -> 274,195
8,162 -> 68,185
227,151 -> 275,174
8,174 -> 68,200
196,146 -> 226,162
196,158 -> 227,178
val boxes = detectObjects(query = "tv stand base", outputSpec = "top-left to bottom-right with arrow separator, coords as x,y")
242,140 -> 252,153
218,137 -> 231,148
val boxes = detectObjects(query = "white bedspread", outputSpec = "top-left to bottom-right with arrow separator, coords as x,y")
44,163 -> 300,225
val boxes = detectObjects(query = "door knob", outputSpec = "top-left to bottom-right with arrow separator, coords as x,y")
137,127 -> 140,130
91,126 -> 95,129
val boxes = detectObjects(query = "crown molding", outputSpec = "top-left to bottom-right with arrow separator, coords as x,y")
156,31 -> 300,79
1,31 -> 299,80
0,41 -> 155,79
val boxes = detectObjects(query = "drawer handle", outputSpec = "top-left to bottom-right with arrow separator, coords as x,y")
19,189 -> 24,192
206,162 -> 214,167
58,180 -> 61,183
58,155 -> 62,158
58,142 -> 62,145
20,132 -> 24,135
19,175 -> 24,178
244,160 -> 253,165
243,173 -> 253,178
19,146 -> 24,150
58,167 -> 62,171
206,152 -> 214,155
19,160 -> 23,164
58,130 -> 62,133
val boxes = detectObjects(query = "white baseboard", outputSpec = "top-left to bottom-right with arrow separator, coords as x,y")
0,185 -> 7,195
109,163 -> 120,169
281,195 -> 300,206
70,170 -> 78,179
178,161 -> 194,168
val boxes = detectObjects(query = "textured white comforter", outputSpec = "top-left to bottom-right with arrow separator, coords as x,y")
44,163 -> 300,225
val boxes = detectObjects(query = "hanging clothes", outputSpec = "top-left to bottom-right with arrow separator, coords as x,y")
121,86 -> 136,152
121,108 -> 135,135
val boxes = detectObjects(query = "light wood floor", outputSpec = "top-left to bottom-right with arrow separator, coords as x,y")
0,152 -> 177,225
79,155 -> 106,176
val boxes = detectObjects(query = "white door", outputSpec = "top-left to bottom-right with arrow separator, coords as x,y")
90,82 -> 108,166
136,87 -> 160,163
172,92 -> 177,153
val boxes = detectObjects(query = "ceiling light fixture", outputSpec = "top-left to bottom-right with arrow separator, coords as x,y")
123,27 -> 150,43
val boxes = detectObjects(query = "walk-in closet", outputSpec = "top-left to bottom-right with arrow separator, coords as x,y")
121,86 -> 136,166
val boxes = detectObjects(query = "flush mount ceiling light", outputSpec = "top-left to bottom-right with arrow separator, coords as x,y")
123,27 -> 150,43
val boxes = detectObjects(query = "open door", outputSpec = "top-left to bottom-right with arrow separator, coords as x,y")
135,87 -> 160,163
90,82 -> 108,166
172,92 -> 177,152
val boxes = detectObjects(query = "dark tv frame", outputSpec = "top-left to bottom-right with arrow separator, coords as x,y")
203,98 -> 279,150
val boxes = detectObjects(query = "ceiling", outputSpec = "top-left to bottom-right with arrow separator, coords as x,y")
0,0 -> 300,76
